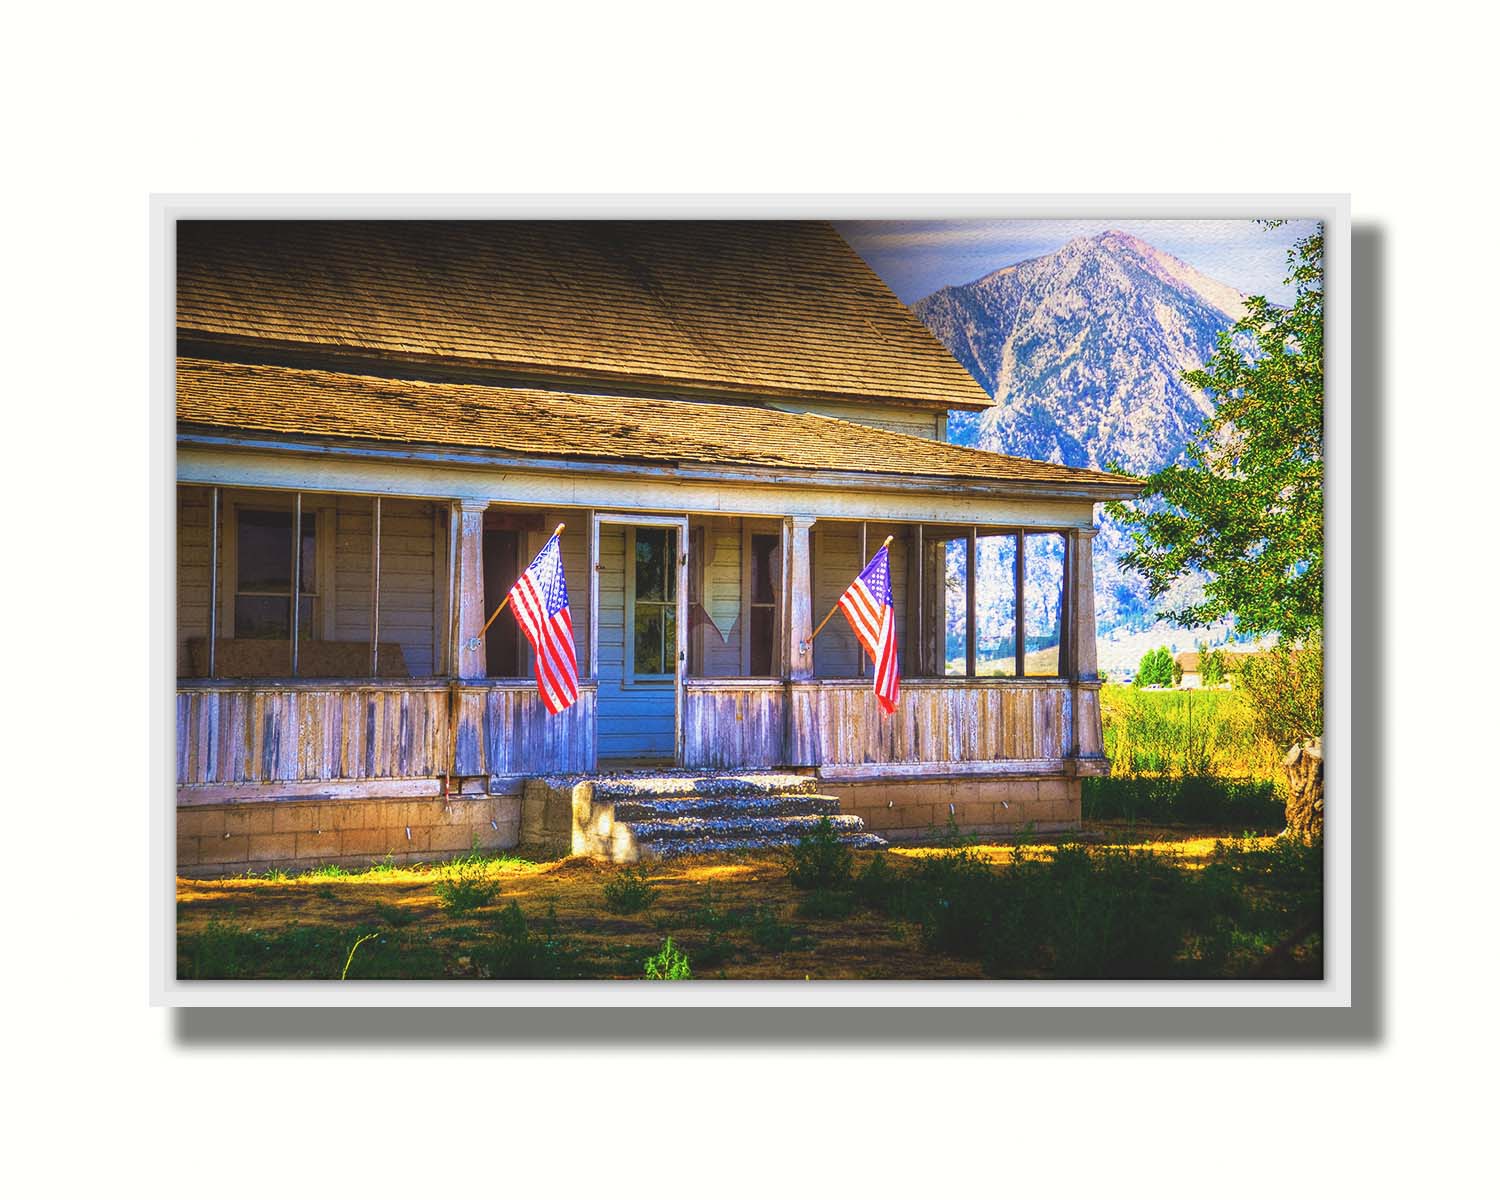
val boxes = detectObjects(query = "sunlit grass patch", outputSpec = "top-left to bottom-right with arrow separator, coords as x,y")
177,829 -> 1317,981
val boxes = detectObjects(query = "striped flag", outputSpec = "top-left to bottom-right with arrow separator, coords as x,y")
508,533 -> 579,714
837,544 -> 900,714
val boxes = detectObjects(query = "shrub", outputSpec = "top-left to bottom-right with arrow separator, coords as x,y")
907,847 -> 1005,959
1044,845 -> 1188,978
686,885 -> 738,933
1082,776 -> 1283,829
434,857 -> 501,914
473,902 -> 579,979
747,906 -> 803,952
691,930 -> 735,969
795,889 -> 855,920
644,937 -> 692,980
786,817 -> 853,890
852,853 -> 903,914
372,902 -> 418,928
1237,637 -> 1323,749
602,866 -> 658,915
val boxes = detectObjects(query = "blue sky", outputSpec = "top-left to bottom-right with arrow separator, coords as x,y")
834,219 -> 1321,306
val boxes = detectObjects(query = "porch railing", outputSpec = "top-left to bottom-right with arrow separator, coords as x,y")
682,677 -> 1105,775
176,679 -> 598,789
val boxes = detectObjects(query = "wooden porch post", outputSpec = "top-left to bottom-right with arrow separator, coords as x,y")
1068,527 -> 1099,681
454,500 -> 488,680
1067,525 -> 1100,762
786,515 -> 815,681
907,523 -> 924,677
781,514 -> 817,768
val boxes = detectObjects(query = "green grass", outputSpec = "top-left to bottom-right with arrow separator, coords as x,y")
178,834 -> 1321,980
1083,776 -> 1284,830
602,866 -> 658,914
1100,684 -> 1282,780
433,857 -> 502,915
850,839 -> 1321,979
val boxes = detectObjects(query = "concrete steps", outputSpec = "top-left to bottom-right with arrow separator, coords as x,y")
526,769 -> 886,863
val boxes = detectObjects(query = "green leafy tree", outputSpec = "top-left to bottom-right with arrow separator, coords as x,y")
1109,225 -> 1325,840
1133,646 -> 1174,688
1108,226 -> 1323,641
1199,642 -> 1227,687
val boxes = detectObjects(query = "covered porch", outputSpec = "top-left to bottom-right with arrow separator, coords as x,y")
174,482 -> 1106,807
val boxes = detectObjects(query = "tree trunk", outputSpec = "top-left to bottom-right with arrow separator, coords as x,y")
1282,737 -> 1324,843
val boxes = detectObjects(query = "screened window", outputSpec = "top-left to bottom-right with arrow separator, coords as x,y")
942,536 -> 969,677
234,508 -> 317,639
749,533 -> 781,676
1023,533 -> 1066,677
975,534 -> 1019,676
933,528 -> 1068,679
631,527 -> 677,678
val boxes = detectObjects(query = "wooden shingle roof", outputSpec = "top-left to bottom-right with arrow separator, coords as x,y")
176,220 -> 994,411
176,357 -> 1141,495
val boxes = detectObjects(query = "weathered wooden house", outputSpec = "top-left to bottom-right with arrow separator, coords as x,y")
174,220 -> 1142,873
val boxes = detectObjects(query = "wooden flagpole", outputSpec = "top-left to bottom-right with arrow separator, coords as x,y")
466,522 -> 565,650
808,534 -> 893,643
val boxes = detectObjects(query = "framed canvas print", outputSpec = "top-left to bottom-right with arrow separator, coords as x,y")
150,194 -> 1350,1007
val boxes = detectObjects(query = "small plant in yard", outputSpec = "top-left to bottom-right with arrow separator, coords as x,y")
366,853 -> 398,874
472,902 -> 581,979
786,817 -> 853,890
795,889 -> 855,920
434,857 -> 501,915
748,905 -> 804,952
644,937 -> 692,980
341,931 -> 380,980
691,929 -> 735,969
372,902 -> 417,928
602,866 -> 658,914
852,852 -> 903,914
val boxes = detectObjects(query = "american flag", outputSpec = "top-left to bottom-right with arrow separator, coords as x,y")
837,544 -> 900,714
507,533 -> 579,714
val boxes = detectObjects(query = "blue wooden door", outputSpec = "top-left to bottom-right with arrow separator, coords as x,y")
595,522 -> 682,762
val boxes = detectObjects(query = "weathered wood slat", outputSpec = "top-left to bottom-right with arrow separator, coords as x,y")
175,685 -> 452,784
776,679 -> 1076,770
682,682 -> 787,768
453,683 -> 597,777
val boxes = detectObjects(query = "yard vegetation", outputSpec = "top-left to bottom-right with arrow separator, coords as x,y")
1087,683 -> 1290,829
177,821 -> 1321,982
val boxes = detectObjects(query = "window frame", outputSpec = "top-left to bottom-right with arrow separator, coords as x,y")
740,522 -> 783,678
927,524 -> 1072,681
220,492 -> 336,642
625,524 -> 679,684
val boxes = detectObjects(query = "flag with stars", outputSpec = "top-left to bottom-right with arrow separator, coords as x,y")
837,544 -> 900,714
507,533 -> 579,714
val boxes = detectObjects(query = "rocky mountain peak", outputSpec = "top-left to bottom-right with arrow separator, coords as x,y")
911,233 -> 1249,640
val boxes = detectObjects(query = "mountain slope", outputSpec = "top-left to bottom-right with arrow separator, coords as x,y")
911,230 -> 1247,639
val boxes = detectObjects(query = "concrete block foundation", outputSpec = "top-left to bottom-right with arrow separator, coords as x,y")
819,774 -> 1082,842
176,790 -> 522,878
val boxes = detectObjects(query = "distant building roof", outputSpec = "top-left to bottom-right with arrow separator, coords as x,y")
176,220 -> 995,412
176,357 -> 1143,496
1174,650 -> 1263,673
